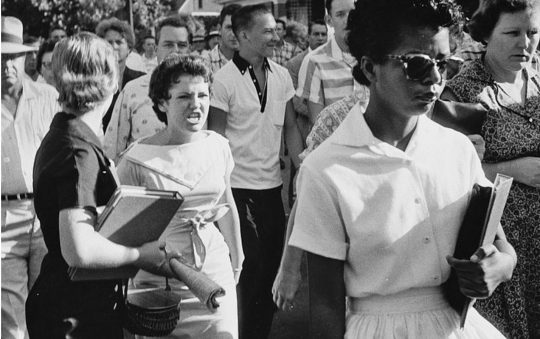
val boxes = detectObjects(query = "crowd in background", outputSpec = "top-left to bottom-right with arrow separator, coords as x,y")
1,0 -> 539,338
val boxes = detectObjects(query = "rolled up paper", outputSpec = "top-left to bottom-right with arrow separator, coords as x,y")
169,258 -> 226,310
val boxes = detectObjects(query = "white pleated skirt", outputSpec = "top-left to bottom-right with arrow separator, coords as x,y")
345,287 -> 505,339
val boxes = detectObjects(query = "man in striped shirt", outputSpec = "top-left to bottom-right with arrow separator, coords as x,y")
205,4 -> 242,74
296,0 -> 368,125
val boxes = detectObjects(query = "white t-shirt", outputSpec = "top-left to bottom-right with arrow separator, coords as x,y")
290,104 -> 491,298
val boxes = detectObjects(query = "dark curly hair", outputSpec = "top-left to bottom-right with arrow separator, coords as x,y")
149,54 -> 212,124
347,0 -> 463,85
468,0 -> 539,44
37,39 -> 57,73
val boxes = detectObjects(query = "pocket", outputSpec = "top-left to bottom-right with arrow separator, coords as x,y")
271,99 -> 287,127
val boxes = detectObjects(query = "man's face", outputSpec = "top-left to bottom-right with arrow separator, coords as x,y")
220,15 -> 238,51
241,13 -> 279,58
309,24 -> 328,50
275,21 -> 286,41
327,0 -> 355,43
142,38 -> 156,56
104,29 -> 130,65
24,41 -> 40,76
157,26 -> 190,63
2,52 -> 26,88
50,29 -> 67,42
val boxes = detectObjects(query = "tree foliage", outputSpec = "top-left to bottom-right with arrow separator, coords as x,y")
2,0 -> 176,38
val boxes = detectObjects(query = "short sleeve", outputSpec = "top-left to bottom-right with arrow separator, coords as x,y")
283,70 -> 295,102
289,163 -> 348,260
296,56 -> 323,105
223,140 -> 235,179
55,145 -> 100,211
210,73 -> 231,113
116,154 -> 141,186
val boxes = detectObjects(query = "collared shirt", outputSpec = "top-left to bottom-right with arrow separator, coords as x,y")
211,53 -> 295,189
272,40 -> 302,67
297,36 -> 366,108
103,74 -> 166,162
205,45 -> 231,74
2,79 -> 60,194
290,104 -> 490,298
301,88 -> 369,160
142,55 -> 158,74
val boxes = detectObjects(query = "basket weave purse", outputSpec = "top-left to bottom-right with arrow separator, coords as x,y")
122,280 -> 182,337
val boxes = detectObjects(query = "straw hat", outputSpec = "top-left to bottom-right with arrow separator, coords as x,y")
1,16 -> 38,54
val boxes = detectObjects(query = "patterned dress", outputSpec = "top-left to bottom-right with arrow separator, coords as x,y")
446,59 -> 540,339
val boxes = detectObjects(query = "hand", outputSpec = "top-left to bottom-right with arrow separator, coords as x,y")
467,134 -> 486,161
509,156 -> 540,188
272,268 -> 301,311
446,244 -> 514,299
136,241 -> 181,277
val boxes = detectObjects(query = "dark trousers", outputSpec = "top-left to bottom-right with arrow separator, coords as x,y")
233,186 -> 286,339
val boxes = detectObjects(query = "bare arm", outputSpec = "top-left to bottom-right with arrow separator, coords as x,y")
482,157 -> 540,188
307,101 -> 324,126
217,183 -> 244,283
284,100 -> 304,170
272,202 -> 304,310
307,252 -> 345,339
208,106 -> 228,137
59,208 -> 173,275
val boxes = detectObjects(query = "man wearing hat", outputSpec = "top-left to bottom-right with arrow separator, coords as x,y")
191,30 -> 209,58
1,16 -> 61,339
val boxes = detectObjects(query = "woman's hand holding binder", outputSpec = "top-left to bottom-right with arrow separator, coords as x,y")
446,243 -> 515,299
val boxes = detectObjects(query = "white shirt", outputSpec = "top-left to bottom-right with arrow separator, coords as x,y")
290,104 -> 490,298
2,79 -> 60,194
211,55 -> 295,189
126,51 -> 146,73
104,74 -> 166,162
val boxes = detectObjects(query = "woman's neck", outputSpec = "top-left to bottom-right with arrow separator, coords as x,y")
363,100 -> 418,152
149,128 -> 205,146
484,52 -> 522,83
68,105 -> 105,139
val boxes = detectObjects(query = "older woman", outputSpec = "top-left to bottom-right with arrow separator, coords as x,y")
117,54 -> 243,338
289,1 -> 516,338
26,33 -> 171,339
441,1 -> 540,337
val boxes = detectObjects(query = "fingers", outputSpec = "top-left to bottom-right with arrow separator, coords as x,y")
470,243 -> 498,262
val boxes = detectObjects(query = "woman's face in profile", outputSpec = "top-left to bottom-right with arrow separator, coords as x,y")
371,26 -> 450,119
485,9 -> 540,72
159,75 -> 210,134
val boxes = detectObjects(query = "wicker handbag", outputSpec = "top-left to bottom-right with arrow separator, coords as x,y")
123,280 -> 182,337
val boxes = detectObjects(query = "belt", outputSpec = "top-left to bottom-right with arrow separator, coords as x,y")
1,193 -> 34,201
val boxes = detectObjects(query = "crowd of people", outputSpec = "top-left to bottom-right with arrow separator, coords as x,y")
1,0 -> 539,338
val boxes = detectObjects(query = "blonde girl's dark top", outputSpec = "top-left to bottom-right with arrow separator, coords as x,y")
26,112 -> 124,339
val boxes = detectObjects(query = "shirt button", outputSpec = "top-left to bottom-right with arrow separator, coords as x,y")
423,237 -> 430,244
433,276 -> 439,281
414,198 -> 421,204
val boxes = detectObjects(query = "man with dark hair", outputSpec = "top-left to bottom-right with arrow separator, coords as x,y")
205,4 -> 242,73
104,16 -> 192,161
23,36 -> 41,82
96,17 -> 146,130
209,4 -> 303,338
141,35 -> 158,73
48,26 -> 67,42
1,16 -> 60,339
286,19 -> 328,142
271,18 -> 302,66
297,0 -> 367,125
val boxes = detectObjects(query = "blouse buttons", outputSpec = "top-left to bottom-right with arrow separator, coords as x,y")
423,237 -> 430,244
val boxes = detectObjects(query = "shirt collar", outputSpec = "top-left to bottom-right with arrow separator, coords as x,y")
20,77 -> 39,102
329,36 -> 356,66
233,51 -> 272,74
50,112 -> 103,150
330,103 -> 429,159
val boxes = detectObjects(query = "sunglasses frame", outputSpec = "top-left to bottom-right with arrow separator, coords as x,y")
385,53 -> 449,81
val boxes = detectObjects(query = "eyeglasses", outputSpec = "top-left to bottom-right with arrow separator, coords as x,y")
385,54 -> 449,81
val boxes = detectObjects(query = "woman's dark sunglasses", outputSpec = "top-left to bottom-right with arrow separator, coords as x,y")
385,54 -> 449,81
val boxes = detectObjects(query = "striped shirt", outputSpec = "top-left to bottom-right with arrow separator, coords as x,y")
296,36 -> 365,108
272,40 -> 302,67
205,45 -> 230,74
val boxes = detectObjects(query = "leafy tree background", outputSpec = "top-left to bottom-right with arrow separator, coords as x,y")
2,0 -> 176,39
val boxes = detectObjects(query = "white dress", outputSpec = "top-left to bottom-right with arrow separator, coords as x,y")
290,106 -> 505,339
117,131 -> 237,339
